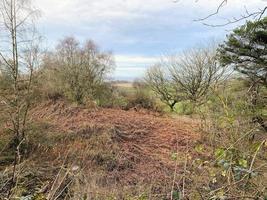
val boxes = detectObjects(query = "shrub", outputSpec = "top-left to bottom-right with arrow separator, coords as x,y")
185,79 -> 267,199
124,81 -> 160,111
38,37 -> 115,105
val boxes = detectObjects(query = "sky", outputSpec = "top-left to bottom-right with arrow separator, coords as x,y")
35,0 -> 267,80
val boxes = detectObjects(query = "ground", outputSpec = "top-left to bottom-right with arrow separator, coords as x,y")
26,100 -> 201,198
2,99 -> 266,199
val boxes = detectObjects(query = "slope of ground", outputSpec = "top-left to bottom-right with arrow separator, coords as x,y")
29,101 -> 200,198
32,100 -> 199,153
32,101 -> 199,165
0,100 -> 201,199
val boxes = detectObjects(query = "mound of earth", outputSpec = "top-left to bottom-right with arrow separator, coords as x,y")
30,100 -> 200,197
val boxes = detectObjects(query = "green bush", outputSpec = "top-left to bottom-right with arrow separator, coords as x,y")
37,37 -> 114,105
123,82 -> 160,111
175,101 -> 194,115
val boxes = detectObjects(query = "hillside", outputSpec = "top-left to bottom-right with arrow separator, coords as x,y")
0,100 -> 201,199
1,1 -> 266,198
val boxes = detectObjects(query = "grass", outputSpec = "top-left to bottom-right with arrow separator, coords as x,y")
0,119 -> 163,199
1,78 -> 267,199
116,83 -> 136,96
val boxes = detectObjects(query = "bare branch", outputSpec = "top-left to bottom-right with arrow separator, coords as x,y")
193,0 -> 267,27
195,0 -> 227,21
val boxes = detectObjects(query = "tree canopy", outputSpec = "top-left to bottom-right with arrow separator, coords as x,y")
41,36 -> 115,104
218,17 -> 267,86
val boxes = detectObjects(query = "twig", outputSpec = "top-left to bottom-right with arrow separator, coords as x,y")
170,133 -> 179,200
194,0 -> 267,27
249,139 -> 266,172
194,0 -> 227,22
182,144 -> 189,198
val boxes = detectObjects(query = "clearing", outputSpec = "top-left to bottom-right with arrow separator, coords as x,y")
2,100 -> 201,198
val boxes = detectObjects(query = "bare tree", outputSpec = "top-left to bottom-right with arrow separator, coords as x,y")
169,47 -> 224,104
0,0 -> 40,197
41,36 -> 114,104
146,46 -> 225,110
145,65 -> 179,111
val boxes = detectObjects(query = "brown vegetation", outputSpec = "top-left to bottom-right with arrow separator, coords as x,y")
1,100 -> 200,199
0,0 -> 266,199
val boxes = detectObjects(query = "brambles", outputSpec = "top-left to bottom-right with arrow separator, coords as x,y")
186,78 -> 267,199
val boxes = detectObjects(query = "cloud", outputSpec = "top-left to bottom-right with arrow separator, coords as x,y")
34,0 -> 267,80
36,0 -> 266,23
113,54 -> 159,80
36,0 -> 266,47
115,55 -> 158,66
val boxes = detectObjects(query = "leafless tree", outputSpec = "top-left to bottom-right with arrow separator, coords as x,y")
146,46 -> 226,110
41,36 -> 114,104
0,0 -> 40,197
145,65 -> 179,111
169,47 -> 224,104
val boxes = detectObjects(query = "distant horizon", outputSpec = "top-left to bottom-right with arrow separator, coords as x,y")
109,75 -> 141,82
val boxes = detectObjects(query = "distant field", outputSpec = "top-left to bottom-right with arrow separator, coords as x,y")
113,82 -> 135,94
113,82 -> 133,88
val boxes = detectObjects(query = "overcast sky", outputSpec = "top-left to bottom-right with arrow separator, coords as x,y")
35,0 -> 266,80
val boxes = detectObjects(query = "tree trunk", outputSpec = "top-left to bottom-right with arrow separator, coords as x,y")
169,100 -> 177,111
